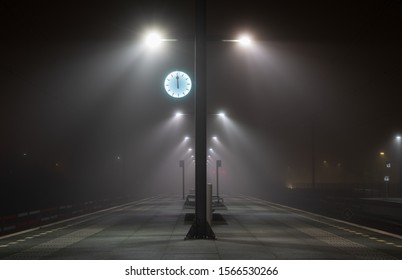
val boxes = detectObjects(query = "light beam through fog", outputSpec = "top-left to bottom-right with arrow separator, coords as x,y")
207,113 -> 284,197
2,1 -> 402,241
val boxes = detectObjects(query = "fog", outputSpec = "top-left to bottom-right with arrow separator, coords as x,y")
2,0 -> 402,215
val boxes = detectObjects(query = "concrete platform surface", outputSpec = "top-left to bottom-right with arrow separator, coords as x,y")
0,195 -> 401,260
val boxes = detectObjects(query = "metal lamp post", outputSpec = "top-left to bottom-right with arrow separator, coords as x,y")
186,0 -> 215,239
396,136 -> 402,196
180,160 -> 185,200
216,160 -> 222,198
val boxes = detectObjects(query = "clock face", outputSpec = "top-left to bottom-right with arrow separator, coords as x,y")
164,71 -> 192,98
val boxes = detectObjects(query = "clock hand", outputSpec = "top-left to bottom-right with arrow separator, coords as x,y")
176,73 -> 179,89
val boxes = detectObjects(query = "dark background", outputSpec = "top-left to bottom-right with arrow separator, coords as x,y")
1,0 -> 402,214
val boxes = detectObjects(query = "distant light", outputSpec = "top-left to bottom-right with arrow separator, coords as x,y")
222,34 -> 253,46
396,135 -> 401,141
209,148 -> 214,152
323,160 -> 328,164
238,35 -> 252,46
23,153 -> 27,156
188,148 -> 192,152
208,155 -> 211,158
217,112 -> 225,117
116,156 -> 121,160
145,32 -> 162,48
175,112 -> 184,117
380,152 -> 385,156
184,136 -> 190,141
212,136 -> 218,141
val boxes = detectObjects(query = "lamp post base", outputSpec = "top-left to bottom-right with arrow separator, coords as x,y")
185,221 -> 216,239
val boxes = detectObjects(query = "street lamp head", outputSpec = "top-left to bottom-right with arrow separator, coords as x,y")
396,135 -> 401,141
238,34 -> 252,46
175,111 -> 184,117
145,32 -> 162,48
217,112 -> 225,117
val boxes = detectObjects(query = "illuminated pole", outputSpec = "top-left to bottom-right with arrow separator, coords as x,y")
397,136 -> 402,196
180,160 -> 185,200
186,0 -> 215,239
384,176 -> 389,198
216,160 -> 222,197
312,119 -> 316,190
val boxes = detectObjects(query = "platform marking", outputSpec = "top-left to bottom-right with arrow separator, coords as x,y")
242,196 -> 402,252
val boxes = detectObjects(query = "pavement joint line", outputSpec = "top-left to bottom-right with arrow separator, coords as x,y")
1,199 -> 162,249
242,196 -> 400,249
3,196 -> 400,259
13,228 -> 65,246
0,196 -> 160,241
6,225 -> 108,259
242,198 -> 396,260
233,200 -> 281,259
0,245 -> 9,248
242,195 -> 402,240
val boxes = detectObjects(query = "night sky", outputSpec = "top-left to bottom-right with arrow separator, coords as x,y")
1,0 -> 402,213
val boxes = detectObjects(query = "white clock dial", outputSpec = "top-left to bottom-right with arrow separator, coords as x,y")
164,71 -> 192,98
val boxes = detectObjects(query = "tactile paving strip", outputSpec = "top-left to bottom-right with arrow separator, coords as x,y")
243,196 -> 398,259
5,227 -> 104,259
286,219 -> 396,259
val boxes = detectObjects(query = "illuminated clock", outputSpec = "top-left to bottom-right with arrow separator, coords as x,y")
164,71 -> 192,98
